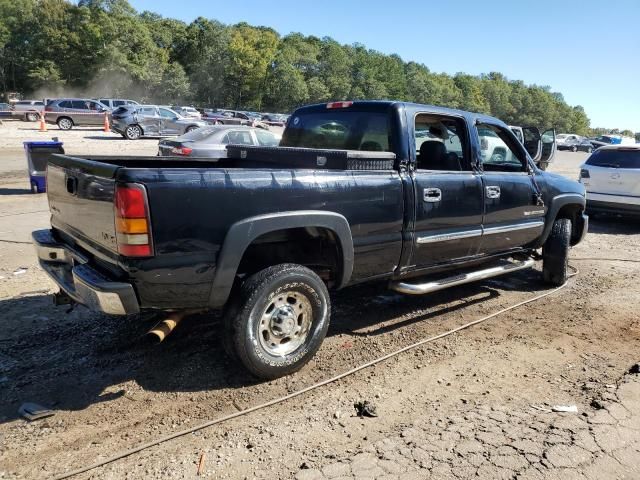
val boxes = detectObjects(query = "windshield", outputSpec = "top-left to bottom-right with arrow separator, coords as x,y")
586,149 -> 640,168
281,111 -> 391,151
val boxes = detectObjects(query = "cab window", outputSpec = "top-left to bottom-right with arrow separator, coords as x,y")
414,114 -> 469,171
255,130 -> 279,146
226,130 -> 253,145
477,124 -> 526,172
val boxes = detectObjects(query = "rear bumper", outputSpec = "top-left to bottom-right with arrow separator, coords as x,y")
33,229 -> 140,315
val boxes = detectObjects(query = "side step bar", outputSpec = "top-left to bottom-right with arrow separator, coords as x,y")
389,258 -> 535,295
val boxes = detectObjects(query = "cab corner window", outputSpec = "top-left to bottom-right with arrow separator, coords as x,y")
414,114 -> 469,171
477,124 -> 526,172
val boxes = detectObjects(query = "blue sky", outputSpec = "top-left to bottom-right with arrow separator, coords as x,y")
129,0 -> 640,131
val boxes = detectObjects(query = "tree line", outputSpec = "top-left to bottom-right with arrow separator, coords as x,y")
0,0 -> 630,136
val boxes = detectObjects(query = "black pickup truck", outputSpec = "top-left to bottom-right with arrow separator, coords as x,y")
33,101 -> 587,379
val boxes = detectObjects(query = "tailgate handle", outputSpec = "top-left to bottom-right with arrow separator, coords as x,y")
66,175 -> 78,195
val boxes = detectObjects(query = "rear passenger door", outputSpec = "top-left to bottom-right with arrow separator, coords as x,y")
136,107 -> 161,136
410,112 -> 484,269
476,123 -> 545,254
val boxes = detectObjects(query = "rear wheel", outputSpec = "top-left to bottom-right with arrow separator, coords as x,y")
571,146 -> 577,152
587,147 -> 593,153
57,117 -> 73,130
542,218 -> 571,286
124,124 -> 142,140
224,264 -> 330,379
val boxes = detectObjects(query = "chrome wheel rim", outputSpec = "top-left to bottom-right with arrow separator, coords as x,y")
258,291 -> 313,356
126,126 -> 140,139
59,118 -> 71,129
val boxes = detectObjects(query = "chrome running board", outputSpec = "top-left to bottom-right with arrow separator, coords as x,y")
389,258 -> 535,295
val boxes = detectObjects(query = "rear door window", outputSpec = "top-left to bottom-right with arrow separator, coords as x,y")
227,131 -> 253,145
255,130 -> 279,146
71,100 -> 89,110
586,149 -> 640,169
59,100 -> 72,108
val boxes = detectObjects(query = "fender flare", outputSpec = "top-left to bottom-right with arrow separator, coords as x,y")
536,193 -> 586,247
208,210 -> 354,308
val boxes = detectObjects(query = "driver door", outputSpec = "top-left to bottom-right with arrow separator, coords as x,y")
477,123 -> 545,255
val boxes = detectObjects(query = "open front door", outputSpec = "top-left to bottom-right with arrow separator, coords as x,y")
522,126 -> 542,163
539,128 -> 556,170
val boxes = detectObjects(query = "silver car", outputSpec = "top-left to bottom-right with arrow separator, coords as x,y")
158,125 -> 281,157
13,100 -> 45,121
111,105 -> 208,140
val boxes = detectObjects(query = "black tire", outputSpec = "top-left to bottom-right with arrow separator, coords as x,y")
587,147 -> 593,154
224,264 -> 330,379
185,126 -> 198,133
57,117 -> 73,130
542,218 -> 571,286
26,112 -> 39,122
124,124 -> 142,140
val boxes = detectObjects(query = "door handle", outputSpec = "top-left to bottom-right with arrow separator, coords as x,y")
485,186 -> 501,199
424,188 -> 442,203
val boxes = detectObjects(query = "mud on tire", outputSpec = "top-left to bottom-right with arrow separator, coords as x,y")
542,218 -> 571,286
223,264 -> 330,379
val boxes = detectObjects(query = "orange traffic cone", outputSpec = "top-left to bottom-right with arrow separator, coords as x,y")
39,110 -> 47,132
103,111 -> 110,133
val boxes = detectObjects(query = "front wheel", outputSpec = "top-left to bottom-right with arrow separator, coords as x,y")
26,112 -> 39,122
542,218 -> 571,286
224,264 -> 330,379
185,126 -> 198,133
587,147 -> 593,153
571,146 -> 577,152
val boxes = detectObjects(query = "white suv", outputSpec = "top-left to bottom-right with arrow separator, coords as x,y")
579,145 -> 640,217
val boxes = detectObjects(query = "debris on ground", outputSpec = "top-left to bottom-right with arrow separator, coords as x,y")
551,405 -> 578,413
590,399 -> 606,410
197,451 -> 206,476
630,363 -> 640,374
12,267 -> 27,275
18,403 -> 55,421
354,400 -> 378,418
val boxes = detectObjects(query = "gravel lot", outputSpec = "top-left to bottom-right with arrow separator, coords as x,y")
0,119 -> 639,479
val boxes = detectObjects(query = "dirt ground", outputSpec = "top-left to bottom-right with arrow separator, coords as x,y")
0,119 -> 639,480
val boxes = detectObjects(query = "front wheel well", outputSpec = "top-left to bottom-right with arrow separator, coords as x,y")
236,227 -> 342,288
554,203 -> 585,245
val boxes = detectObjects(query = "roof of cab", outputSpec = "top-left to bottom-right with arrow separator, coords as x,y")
295,100 -> 508,128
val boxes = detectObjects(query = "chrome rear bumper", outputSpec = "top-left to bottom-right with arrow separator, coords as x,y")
32,229 -> 139,315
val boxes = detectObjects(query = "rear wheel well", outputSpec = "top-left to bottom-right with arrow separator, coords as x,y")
236,227 -> 342,288
555,204 -> 584,245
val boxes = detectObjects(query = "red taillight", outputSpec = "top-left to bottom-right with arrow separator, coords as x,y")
326,101 -> 353,109
114,183 -> 153,257
170,146 -> 193,156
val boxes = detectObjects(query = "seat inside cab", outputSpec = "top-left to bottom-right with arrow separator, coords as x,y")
415,115 -> 468,171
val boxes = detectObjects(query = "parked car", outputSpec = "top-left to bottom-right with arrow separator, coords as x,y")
33,100 -> 587,379
479,125 -> 555,170
508,125 -> 557,169
590,134 -> 635,149
44,98 -> 109,130
110,104 -> 208,139
204,109 -> 269,129
579,145 -> 640,217
95,98 -> 139,110
557,136 -> 594,153
12,100 -> 45,121
158,125 -> 280,157
262,113 -> 289,127
173,106 -> 202,120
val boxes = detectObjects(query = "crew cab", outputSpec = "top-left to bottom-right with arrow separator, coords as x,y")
33,101 -> 587,379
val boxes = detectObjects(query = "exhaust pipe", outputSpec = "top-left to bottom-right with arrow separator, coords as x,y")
147,311 -> 190,343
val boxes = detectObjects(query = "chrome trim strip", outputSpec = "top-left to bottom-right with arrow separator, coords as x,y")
483,221 -> 544,235
416,229 -> 482,244
416,221 -> 544,244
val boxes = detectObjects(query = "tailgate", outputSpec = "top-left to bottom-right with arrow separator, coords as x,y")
47,155 -> 120,255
